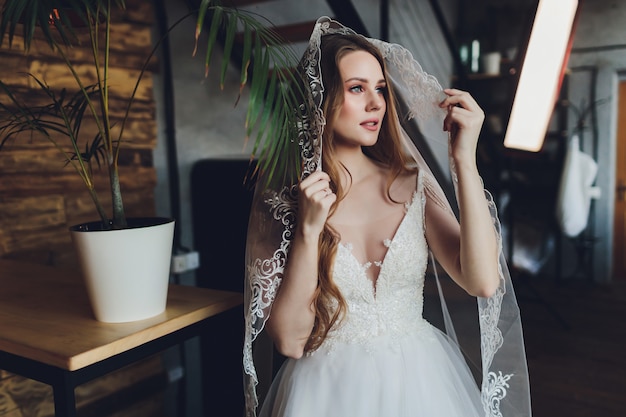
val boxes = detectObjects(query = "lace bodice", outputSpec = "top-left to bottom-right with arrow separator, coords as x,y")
320,175 -> 432,352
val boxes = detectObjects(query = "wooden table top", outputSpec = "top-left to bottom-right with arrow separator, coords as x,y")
0,259 -> 243,371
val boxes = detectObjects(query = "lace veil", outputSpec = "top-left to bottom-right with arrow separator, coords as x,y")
243,16 -> 531,417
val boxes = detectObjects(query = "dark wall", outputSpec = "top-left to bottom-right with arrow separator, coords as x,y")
191,158 -> 256,416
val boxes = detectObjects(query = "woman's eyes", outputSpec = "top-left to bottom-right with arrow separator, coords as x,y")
348,85 -> 387,94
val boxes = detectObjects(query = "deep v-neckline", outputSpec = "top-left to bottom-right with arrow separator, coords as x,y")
338,190 -> 419,296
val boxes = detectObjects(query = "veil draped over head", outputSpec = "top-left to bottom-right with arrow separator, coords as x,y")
243,16 -> 531,417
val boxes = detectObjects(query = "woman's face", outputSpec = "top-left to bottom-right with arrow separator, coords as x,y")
331,50 -> 387,149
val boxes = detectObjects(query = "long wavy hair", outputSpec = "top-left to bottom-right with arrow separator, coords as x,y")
305,33 -> 416,352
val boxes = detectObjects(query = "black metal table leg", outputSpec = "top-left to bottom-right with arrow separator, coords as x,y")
52,371 -> 77,417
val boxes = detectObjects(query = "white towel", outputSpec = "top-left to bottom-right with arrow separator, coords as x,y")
555,134 -> 602,237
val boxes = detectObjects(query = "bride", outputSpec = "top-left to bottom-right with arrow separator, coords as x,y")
243,17 -> 531,417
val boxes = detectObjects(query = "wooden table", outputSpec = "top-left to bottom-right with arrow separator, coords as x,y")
0,259 -> 243,416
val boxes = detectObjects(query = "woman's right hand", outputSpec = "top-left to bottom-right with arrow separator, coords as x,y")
297,171 -> 336,238
267,170 -> 335,358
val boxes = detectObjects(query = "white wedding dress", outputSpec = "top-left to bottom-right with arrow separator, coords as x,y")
259,174 -> 483,417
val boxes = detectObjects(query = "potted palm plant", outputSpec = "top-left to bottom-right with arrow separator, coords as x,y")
0,0 -> 302,322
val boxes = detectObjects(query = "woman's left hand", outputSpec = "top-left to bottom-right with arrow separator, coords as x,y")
434,88 -> 500,298
439,88 -> 485,163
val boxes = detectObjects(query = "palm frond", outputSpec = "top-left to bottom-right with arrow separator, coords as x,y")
194,7 -> 310,189
239,22 -> 252,93
219,13 -> 237,90
1,0 -> 311,227
198,5 -> 223,77
67,133 -> 105,169
245,31 -> 269,131
0,74 -> 102,175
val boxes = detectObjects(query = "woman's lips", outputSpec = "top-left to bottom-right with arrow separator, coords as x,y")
360,119 -> 379,131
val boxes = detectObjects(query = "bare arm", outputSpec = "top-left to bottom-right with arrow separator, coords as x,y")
425,89 -> 500,298
264,171 -> 336,358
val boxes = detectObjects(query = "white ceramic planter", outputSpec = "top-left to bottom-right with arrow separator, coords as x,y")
70,217 -> 175,323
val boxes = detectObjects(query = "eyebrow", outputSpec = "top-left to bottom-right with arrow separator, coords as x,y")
344,77 -> 386,84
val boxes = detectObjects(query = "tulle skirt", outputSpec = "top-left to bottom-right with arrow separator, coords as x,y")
259,324 -> 483,417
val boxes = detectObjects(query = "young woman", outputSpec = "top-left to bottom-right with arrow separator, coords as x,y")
243,17 -> 531,417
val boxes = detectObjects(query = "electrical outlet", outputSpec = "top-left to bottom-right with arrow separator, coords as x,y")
171,251 -> 200,274
186,250 -> 200,270
170,254 -> 186,274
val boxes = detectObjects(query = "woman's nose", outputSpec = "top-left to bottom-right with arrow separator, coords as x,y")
366,91 -> 383,111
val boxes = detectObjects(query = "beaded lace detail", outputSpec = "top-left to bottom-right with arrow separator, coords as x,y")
317,174 -> 432,353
